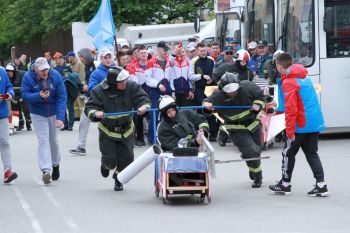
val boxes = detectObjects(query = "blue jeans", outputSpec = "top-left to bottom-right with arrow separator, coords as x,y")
64,97 -> 75,128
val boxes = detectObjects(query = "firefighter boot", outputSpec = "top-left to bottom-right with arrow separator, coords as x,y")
113,173 -> 123,191
251,171 -> 262,188
100,164 -> 110,178
218,130 -> 228,147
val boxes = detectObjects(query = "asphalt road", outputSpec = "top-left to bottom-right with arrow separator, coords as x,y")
1,124 -> 349,233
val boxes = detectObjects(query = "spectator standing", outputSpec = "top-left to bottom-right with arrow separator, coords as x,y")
145,41 -> 173,144
0,66 -> 17,183
21,58 -> 67,184
5,63 -> 32,131
188,42 -> 218,142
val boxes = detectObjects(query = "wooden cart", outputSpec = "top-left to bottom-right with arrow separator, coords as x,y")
154,151 -> 212,204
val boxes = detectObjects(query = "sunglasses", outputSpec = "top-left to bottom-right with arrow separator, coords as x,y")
225,51 -> 233,55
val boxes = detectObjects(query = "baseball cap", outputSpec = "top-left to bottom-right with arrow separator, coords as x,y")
35,57 -> 50,70
185,42 -> 196,52
100,48 -> 112,57
157,41 -> 169,51
224,46 -> 233,52
228,37 -> 238,44
257,40 -> 268,48
53,52 -> 63,59
66,51 -> 75,57
248,41 -> 258,49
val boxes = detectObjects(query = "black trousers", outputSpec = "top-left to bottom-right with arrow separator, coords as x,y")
230,125 -> 262,170
281,132 -> 325,182
12,101 -> 31,127
133,114 -> 144,141
175,93 -> 190,106
99,133 -> 134,173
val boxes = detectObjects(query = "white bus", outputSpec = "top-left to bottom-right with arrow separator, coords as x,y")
242,0 -> 350,132
214,0 -> 247,49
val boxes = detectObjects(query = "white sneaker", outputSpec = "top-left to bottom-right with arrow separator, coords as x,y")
9,128 -> 14,135
42,172 -> 51,185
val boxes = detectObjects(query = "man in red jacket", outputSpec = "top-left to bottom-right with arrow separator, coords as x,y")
269,53 -> 328,197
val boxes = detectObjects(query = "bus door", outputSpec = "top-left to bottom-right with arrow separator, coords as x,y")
319,0 -> 350,129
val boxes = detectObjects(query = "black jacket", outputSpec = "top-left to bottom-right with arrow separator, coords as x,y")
157,109 -> 209,151
212,61 -> 254,83
203,80 -> 266,132
85,80 -> 150,141
10,70 -> 25,100
190,56 -> 215,90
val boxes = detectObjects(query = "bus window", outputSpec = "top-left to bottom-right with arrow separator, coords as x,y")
203,37 -> 215,44
283,0 -> 314,66
325,1 -> 350,58
247,0 -> 275,45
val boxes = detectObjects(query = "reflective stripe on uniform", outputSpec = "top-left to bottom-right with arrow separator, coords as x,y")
253,99 -> 265,108
105,114 -> 132,120
249,166 -> 262,173
223,109 -> 251,121
140,104 -> 151,109
98,122 -> 134,139
225,120 -> 260,132
88,109 -> 98,118
199,122 -> 209,129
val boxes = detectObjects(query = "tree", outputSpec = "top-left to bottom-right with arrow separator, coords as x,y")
0,0 -> 214,58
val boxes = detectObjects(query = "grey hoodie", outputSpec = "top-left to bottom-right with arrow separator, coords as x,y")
78,48 -> 94,65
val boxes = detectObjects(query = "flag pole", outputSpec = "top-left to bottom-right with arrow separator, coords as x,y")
114,36 -> 121,67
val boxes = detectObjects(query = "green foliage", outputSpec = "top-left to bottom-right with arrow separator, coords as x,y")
0,0 -> 214,57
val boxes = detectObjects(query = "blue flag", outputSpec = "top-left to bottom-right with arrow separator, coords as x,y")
87,0 -> 116,50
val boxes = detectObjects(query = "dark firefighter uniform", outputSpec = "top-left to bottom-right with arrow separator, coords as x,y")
85,67 -> 150,191
157,96 -> 209,152
203,73 -> 266,188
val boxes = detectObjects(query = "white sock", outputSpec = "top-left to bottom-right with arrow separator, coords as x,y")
282,181 -> 290,187
317,182 -> 326,188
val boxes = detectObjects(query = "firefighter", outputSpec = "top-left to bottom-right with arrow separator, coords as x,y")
157,95 -> 209,152
203,72 -> 266,188
85,67 -> 150,191
212,49 -> 254,83
212,49 -> 255,146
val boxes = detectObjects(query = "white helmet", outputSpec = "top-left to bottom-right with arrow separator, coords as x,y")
158,95 -> 177,116
106,66 -> 129,86
273,49 -> 284,60
235,49 -> 250,62
5,63 -> 15,71
219,72 -> 240,94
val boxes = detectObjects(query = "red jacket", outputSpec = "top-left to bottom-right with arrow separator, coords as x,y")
126,61 -> 147,85
281,64 -> 325,138
145,56 -> 172,90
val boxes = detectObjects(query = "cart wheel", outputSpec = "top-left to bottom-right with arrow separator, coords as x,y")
198,194 -> 205,203
207,195 -> 212,203
155,187 -> 159,197
162,198 -> 167,205
206,190 -> 211,203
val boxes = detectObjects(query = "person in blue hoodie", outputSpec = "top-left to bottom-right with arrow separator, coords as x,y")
21,57 -> 67,185
0,66 -> 17,183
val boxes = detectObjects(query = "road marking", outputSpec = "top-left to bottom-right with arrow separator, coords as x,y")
34,176 -> 80,233
13,186 -> 44,233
